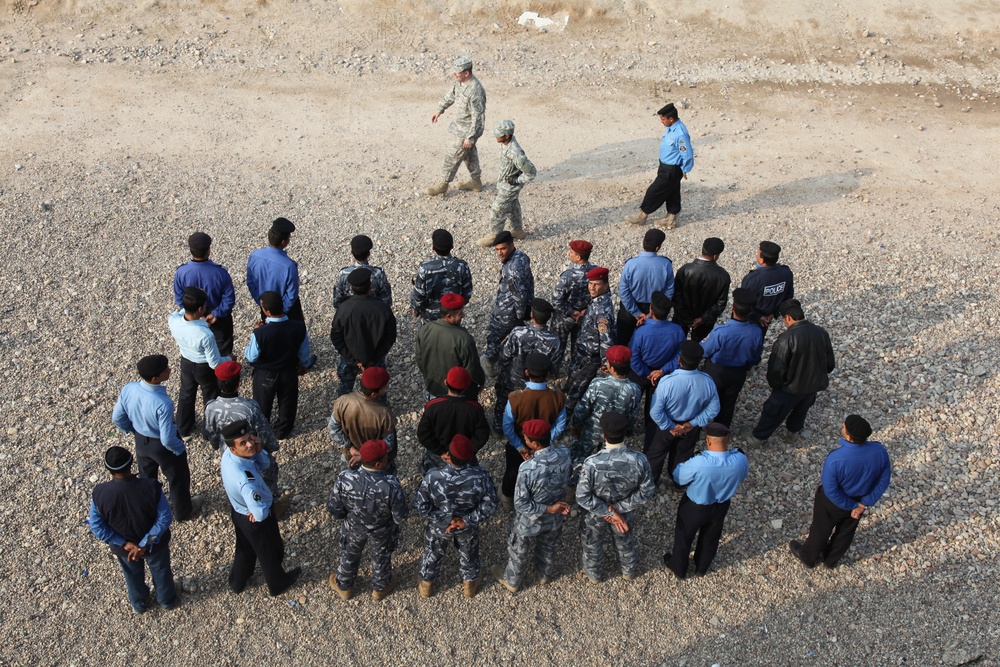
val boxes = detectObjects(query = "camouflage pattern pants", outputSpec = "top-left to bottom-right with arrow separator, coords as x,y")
489,184 -> 524,233
504,521 -> 564,589
335,525 -> 399,591
441,135 -> 481,183
579,510 -> 639,580
549,313 -> 579,371
419,527 -> 481,582
484,316 -> 521,363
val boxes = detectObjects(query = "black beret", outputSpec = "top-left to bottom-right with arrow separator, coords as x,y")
679,340 -> 704,361
650,290 -> 671,311
531,298 -> 554,314
702,237 -> 725,256
137,354 -> 169,381
348,267 -> 372,287
221,419 -> 251,444
643,228 -> 666,248
656,103 -> 678,117
600,411 -> 629,442
270,217 -> 296,234
493,230 -> 514,246
351,235 -> 373,254
260,290 -> 284,314
759,241 -> 781,257
732,287 -> 756,305
525,352 -> 551,373
104,446 -> 134,472
431,229 -> 454,249
704,422 -> 730,438
188,232 -> 212,253
844,415 -> 873,442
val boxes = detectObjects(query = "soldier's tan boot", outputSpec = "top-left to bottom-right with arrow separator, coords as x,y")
463,575 -> 483,598
328,574 -> 352,601
510,229 -> 528,240
655,213 -> 678,230
457,177 -> 483,192
490,565 -> 518,593
499,492 -> 514,513
625,210 -> 648,225
372,573 -> 397,601
418,579 -> 434,598
424,182 -> 449,196
477,234 -> 497,248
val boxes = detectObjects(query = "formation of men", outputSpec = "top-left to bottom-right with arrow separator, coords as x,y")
91,55 -> 894,612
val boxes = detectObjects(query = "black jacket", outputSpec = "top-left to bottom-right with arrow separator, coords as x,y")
741,263 -> 794,321
330,295 -> 397,366
672,258 -> 731,325
417,395 -> 490,455
766,320 -> 835,395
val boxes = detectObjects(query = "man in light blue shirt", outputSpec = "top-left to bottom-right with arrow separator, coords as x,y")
647,341 -> 720,485
664,422 -> 748,579
168,286 -> 228,440
112,355 -> 199,520
625,102 -> 694,230
618,228 -> 674,345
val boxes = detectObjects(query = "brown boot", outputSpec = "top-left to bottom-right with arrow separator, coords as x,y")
624,210 -> 648,225
372,573 -> 397,601
490,565 -> 518,593
418,579 -> 434,598
477,234 -> 497,248
457,177 -> 483,192
328,574 -> 352,601
655,213 -> 677,229
510,229 -> 528,240
424,182 -> 449,196
463,576 -> 483,598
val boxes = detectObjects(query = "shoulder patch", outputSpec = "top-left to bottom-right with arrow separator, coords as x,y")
244,470 -> 256,480
252,491 -> 262,503
678,139 -> 687,153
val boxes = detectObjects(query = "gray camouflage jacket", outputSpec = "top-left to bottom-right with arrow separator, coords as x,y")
512,445 -> 572,536
413,464 -> 498,537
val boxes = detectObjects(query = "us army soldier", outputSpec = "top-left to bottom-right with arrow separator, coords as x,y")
426,56 -> 487,197
477,119 -> 537,247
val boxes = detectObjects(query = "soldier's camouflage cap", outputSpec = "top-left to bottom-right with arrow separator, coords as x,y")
494,119 -> 515,137
452,56 -> 473,72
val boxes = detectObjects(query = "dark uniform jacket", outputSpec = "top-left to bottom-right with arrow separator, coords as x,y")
740,263 -> 794,322
251,319 -> 307,371
673,259 -> 731,326
766,320 -> 835,395
417,395 -> 490,455
91,477 -> 170,558
329,294 -> 398,366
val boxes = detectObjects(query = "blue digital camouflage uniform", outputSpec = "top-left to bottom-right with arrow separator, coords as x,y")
205,395 -> 280,493
414,464 -> 498,582
333,262 -> 393,309
504,444 -> 572,588
485,249 -> 534,362
576,445 -> 656,580
551,261 -> 595,367
410,254 -> 474,321
570,377 -> 643,482
566,291 -> 617,411
489,136 -> 537,234
327,466 -> 409,591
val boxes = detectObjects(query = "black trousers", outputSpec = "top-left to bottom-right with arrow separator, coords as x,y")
229,509 -> 294,595
176,357 -> 219,438
703,362 -> 749,428
667,496 -> 732,578
134,434 -> 193,520
616,302 -> 649,348
645,424 -> 702,485
252,367 -> 299,439
639,162 -> 683,216
210,314 -> 234,357
752,388 -> 816,440
672,314 -> 715,343
800,485 -> 860,568
502,443 -> 526,498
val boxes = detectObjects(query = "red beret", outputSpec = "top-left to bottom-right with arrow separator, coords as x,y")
521,419 -> 551,441
361,366 -> 390,391
446,366 -> 472,391
586,267 -> 609,281
359,439 -> 389,463
569,240 -> 593,255
214,360 -> 242,381
439,293 -> 466,310
449,434 -> 475,461
605,345 -> 632,365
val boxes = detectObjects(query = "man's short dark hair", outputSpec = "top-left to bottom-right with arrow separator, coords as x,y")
733,301 -> 753,319
218,377 -> 240,395
268,228 -> 291,247
650,299 -> 670,320
781,303 -> 805,321
610,361 -> 631,376
526,368 -> 548,382
182,290 -> 207,314
532,307 -> 552,326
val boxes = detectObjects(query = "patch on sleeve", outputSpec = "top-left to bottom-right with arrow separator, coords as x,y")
678,139 -> 687,153
597,318 -> 608,334
252,492 -> 262,503
244,470 -> 256,480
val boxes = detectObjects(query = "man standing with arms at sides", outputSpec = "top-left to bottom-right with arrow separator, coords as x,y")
89,446 -> 177,613
700,288 -> 764,428
576,412 -> 656,583
480,231 -> 534,380
664,422 -> 749,579
410,229 -> 473,322
740,241 -> 794,331
672,237 -> 731,342
329,267 -> 397,397
168,286 -> 227,441
425,56 -> 487,197
790,415 -> 891,570
246,218 -> 312,334
173,231 -> 236,356
617,228 -> 674,345
477,119 -> 537,247
624,102 -> 694,230
551,240 -> 595,367
415,293 -> 486,399
333,235 -> 393,309
112,355 -> 200,521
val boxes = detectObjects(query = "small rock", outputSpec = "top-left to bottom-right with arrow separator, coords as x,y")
770,519 -> 783,530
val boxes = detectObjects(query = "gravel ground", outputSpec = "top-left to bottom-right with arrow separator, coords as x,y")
1,1 -> 998,666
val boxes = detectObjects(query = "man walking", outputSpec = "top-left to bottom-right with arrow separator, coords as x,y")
624,102 -> 694,229
477,119 -> 537,247
425,56 -> 487,196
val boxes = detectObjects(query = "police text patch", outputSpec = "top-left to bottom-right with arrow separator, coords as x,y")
763,282 -> 786,297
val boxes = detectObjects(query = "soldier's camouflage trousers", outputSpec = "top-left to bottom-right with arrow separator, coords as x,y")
504,520 -> 564,589
489,184 -> 524,233
442,135 -> 481,183
419,526 -> 481,582
335,524 -> 399,591
579,509 -> 639,580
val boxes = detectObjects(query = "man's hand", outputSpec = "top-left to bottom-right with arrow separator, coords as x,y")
851,503 -> 867,520
205,313 -> 217,326
546,501 -> 571,515
253,319 -> 264,329
682,173 -> 688,180
691,317 -> 703,330
635,314 -> 647,327
669,421 -> 693,437
519,448 -> 532,462
431,112 -> 441,123
348,447 -> 362,468
445,516 -> 467,534
605,509 -> 629,534
760,314 -> 774,327
247,512 -> 257,523
648,370 -> 665,385
463,139 -> 473,149
123,541 -> 146,561
571,309 -> 586,322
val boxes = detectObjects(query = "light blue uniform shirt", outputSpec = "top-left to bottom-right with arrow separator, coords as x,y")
619,252 -> 674,317
88,492 -> 172,548
243,315 -> 312,366
650,369 -> 720,430
502,381 -> 568,452
700,318 -> 764,368
659,119 -> 694,173
168,310 -> 227,367
112,381 -> 186,455
673,449 -> 749,504
246,246 -> 299,312
221,448 -> 273,521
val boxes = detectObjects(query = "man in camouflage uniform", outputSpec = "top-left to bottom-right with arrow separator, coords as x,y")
491,420 -> 571,593
425,56 -> 487,197
551,240 -> 595,368
417,367 -> 490,475
410,229 -> 473,322
565,267 -> 616,413
333,235 -> 393,309
328,367 -> 398,474
576,412 -> 656,583
327,439 -> 408,601
481,231 -> 534,379
569,346 -> 642,484
476,119 -> 537,247
414,434 -> 498,599
493,298 -> 562,429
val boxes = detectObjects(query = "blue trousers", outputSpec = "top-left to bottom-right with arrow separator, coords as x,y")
116,546 -> 177,612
